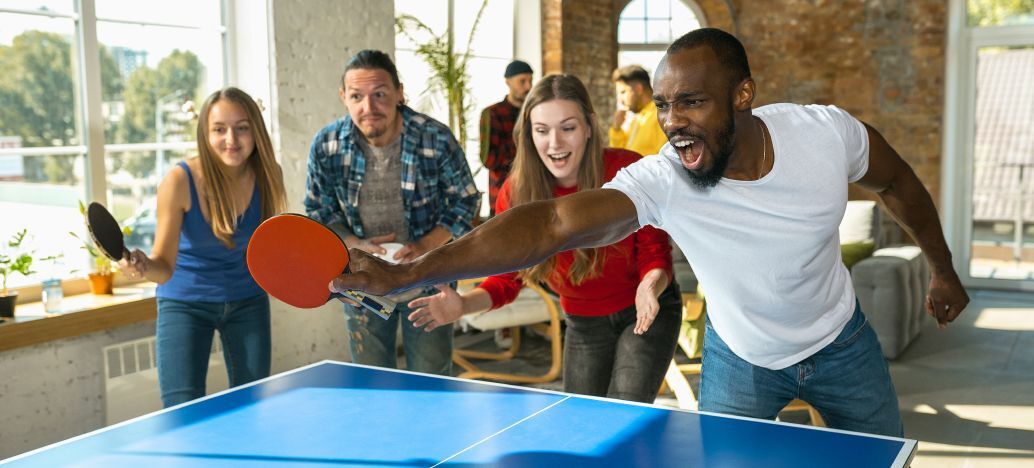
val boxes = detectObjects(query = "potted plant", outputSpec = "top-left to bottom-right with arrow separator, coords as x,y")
70,201 -> 131,295
0,229 -> 36,318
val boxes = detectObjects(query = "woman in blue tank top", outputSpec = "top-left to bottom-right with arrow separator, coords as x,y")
120,87 -> 286,407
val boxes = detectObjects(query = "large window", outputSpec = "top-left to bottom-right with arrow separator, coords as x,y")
944,0 -> 1034,289
0,0 -> 225,289
617,0 -> 703,72
395,0 -> 517,217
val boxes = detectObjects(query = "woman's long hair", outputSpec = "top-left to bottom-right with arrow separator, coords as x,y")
510,74 -> 606,286
195,87 -> 286,248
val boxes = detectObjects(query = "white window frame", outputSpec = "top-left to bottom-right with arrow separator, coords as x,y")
942,0 -> 1034,291
0,0 -> 228,293
617,0 -> 706,53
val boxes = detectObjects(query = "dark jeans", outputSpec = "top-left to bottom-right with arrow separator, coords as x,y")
562,282 -> 682,403
155,294 -> 271,408
699,301 -> 904,437
343,293 -> 453,376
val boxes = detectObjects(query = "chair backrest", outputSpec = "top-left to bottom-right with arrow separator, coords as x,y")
457,279 -> 559,331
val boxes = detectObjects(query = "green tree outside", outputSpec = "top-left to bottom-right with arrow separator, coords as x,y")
968,0 -> 1034,26
0,31 -> 118,183
0,31 -> 201,183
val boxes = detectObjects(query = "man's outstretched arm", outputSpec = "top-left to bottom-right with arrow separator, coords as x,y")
854,122 -> 969,328
331,188 -> 641,296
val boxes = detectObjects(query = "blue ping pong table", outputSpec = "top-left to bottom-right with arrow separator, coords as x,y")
2,360 -> 916,467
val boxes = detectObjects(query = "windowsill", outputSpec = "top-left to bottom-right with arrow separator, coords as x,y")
0,282 -> 158,352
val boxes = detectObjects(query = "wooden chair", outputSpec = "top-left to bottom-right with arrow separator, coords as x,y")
661,294 -> 825,427
452,278 -> 563,384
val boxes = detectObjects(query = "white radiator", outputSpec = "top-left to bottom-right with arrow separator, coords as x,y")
103,334 -> 229,425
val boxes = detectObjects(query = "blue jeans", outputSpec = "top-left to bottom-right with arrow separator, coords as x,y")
156,294 -> 271,408
343,291 -> 453,375
699,302 -> 903,437
562,282 -> 682,403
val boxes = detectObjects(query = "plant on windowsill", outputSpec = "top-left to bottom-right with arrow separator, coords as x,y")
69,201 -> 131,295
0,229 -> 36,318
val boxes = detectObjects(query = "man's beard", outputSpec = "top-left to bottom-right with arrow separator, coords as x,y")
683,115 -> 736,190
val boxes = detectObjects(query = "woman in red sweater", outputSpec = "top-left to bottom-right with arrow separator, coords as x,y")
408,74 -> 681,402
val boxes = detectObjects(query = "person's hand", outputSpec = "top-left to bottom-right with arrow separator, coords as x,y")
329,248 -> 406,301
395,237 -> 433,263
633,269 -> 668,335
926,269 -> 969,330
347,233 -> 397,256
119,249 -> 149,280
407,284 -> 465,332
612,108 -> 628,131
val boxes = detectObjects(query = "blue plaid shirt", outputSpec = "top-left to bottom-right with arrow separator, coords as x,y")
305,105 -> 480,241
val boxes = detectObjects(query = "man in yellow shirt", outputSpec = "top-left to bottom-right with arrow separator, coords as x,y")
609,65 -> 667,157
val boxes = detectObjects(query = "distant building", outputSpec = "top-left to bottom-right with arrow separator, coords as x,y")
110,46 -> 148,81
0,136 -> 25,181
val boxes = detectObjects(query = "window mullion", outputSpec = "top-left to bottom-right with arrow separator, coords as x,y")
77,0 -> 108,205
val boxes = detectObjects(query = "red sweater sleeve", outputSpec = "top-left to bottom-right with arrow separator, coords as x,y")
605,148 -> 673,282
634,225 -> 673,282
477,178 -> 525,308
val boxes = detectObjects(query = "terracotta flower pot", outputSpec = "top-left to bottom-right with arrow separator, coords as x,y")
88,272 -> 114,295
0,292 -> 16,318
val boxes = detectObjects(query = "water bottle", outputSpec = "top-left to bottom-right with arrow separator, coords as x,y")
42,278 -> 63,313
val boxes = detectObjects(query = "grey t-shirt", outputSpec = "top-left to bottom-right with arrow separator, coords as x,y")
356,134 -> 410,244
355,134 -> 423,302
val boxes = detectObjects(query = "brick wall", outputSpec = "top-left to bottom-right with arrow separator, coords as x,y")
543,0 -> 947,204
541,0 -> 622,114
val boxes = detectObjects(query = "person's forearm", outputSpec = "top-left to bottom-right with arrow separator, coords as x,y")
876,169 -> 954,275
463,288 -> 494,315
404,190 -> 638,292
418,226 -> 453,252
643,268 -> 670,296
143,256 -> 174,284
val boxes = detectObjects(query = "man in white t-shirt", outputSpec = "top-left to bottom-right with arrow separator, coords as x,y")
330,29 -> 969,437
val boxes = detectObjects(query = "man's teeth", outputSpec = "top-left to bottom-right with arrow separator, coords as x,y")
549,152 -> 571,160
673,140 -> 696,148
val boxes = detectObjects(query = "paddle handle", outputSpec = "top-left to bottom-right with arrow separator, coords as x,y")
331,290 -> 396,320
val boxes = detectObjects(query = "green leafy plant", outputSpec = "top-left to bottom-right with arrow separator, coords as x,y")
1,229 -> 36,296
69,200 -> 131,275
395,0 -> 490,148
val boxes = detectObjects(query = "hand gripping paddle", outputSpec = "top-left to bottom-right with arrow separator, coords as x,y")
246,214 -> 396,319
85,202 -> 129,262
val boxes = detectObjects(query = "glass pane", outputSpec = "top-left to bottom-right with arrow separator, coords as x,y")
671,1 -> 702,36
395,0 -> 449,52
106,148 -> 193,254
967,0 -> 1034,27
98,21 -> 223,145
969,45 -> 1034,280
645,0 -> 671,18
618,50 -> 666,75
0,13 -> 81,148
0,153 -> 91,288
456,0 -> 513,59
645,18 -> 671,44
0,1 -> 75,16
96,0 -> 219,28
620,0 -> 647,19
618,19 -> 647,44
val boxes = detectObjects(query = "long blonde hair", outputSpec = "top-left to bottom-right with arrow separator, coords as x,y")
195,87 -> 286,248
510,74 -> 606,286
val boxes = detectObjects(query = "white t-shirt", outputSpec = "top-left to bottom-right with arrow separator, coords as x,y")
604,103 -> 870,369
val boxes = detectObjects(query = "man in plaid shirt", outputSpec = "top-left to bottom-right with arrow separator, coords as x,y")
479,60 -> 533,217
305,50 -> 479,375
